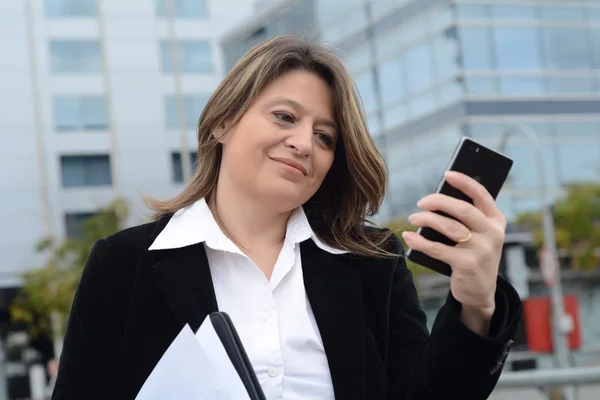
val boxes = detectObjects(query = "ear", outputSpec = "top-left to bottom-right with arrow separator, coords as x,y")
212,122 -> 230,144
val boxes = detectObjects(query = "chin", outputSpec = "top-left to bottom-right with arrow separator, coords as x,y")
258,183 -> 313,213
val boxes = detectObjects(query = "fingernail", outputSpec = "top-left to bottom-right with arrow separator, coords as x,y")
408,214 -> 416,223
401,231 -> 414,241
445,170 -> 458,178
416,198 -> 427,208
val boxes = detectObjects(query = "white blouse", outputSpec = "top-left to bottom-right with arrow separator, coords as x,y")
149,198 -> 347,399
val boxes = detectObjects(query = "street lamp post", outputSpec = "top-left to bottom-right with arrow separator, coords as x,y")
499,124 -> 573,398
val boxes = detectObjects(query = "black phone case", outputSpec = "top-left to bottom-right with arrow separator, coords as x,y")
405,137 -> 513,276
209,312 -> 267,400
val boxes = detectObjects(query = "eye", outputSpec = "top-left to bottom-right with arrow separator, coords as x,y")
273,112 -> 295,124
315,132 -> 334,146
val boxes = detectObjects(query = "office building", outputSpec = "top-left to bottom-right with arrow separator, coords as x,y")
0,0 -> 256,286
222,0 -> 600,224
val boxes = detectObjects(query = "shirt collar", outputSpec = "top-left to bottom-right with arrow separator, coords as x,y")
148,198 -> 347,255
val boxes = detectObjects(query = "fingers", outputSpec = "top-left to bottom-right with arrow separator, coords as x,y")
408,211 -> 471,243
444,171 -> 505,225
402,231 -> 462,266
417,193 -> 488,232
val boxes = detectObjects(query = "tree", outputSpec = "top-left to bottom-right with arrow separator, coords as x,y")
385,217 -> 434,285
515,183 -> 600,269
10,198 -> 129,340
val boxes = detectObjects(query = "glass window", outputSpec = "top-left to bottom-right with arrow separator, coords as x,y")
160,40 -> 213,73
428,5 -> 453,27
382,103 -> 408,131
54,95 -> 108,131
556,137 -> 600,183
433,29 -> 460,80
555,121 -> 600,137
521,122 -> 556,138
344,46 -> 372,72
408,91 -> 437,119
455,3 -> 488,18
65,212 -> 97,238
165,94 -> 209,129
60,155 -> 112,188
373,16 -> 428,59
548,76 -> 597,94
467,122 -> 505,139
543,27 -> 592,70
366,112 -> 382,136
539,6 -> 585,21
50,40 -> 101,73
171,151 -> 198,183
592,29 -> 600,68
403,42 -> 434,94
320,25 -> 345,44
385,143 -> 407,185
499,77 -> 547,95
316,0 -> 362,24
493,27 -> 544,70
354,69 -> 378,113
504,142 -> 560,190
45,0 -> 96,17
320,9 -> 368,43
269,0 -> 318,39
155,0 -> 208,18
438,80 -> 463,105
377,56 -> 405,105
490,5 -> 537,19
464,76 -> 496,94
459,27 -> 494,70
469,121 -> 557,139
396,18 -> 429,49
375,30 -> 401,61
371,0 -> 410,21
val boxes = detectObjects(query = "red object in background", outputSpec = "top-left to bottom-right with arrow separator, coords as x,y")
522,294 -> 582,353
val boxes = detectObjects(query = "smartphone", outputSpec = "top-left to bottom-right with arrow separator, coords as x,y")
405,137 -> 513,276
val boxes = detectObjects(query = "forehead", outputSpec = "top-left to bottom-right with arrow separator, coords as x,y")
256,70 -> 334,112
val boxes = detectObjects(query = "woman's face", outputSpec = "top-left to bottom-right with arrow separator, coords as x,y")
217,69 -> 338,212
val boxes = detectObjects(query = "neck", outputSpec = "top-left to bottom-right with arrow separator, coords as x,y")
210,178 -> 291,251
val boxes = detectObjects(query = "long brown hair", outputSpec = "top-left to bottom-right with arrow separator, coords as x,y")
146,35 -> 394,258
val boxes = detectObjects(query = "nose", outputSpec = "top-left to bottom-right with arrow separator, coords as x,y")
285,124 -> 312,156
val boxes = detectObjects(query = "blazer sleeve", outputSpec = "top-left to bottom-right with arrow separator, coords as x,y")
386,235 -> 522,400
52,238 -> 132,399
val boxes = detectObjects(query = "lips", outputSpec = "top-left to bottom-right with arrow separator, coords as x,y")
270,157 -> 308,176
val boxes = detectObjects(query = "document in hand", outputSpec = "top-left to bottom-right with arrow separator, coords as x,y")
135,312 -> 264,400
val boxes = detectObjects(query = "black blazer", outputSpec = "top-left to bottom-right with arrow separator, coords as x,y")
52,215 -> 522,400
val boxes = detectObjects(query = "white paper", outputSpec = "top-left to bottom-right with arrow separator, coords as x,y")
135,318 -> 251,400
195,317 -> 251,398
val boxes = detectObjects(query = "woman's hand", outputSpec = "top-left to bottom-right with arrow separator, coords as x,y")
401,170 -> 507,336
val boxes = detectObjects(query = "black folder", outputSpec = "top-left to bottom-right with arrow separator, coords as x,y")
209,312 -> 267,400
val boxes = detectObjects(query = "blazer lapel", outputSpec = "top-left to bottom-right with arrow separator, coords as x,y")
152,240 -> 218,333
301,240 -> 367,400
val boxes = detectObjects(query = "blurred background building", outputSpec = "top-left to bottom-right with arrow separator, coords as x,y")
0,0 -> 256,287
223,0 -> 600,224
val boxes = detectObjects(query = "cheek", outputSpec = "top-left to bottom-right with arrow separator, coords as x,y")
222,129 -> 263,167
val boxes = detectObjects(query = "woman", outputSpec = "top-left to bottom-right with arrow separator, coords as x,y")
52,36 -> 521,400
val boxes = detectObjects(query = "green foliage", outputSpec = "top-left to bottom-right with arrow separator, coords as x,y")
385,217 -> 433,283
516,184 -> 600,269
10,198 -> 129,338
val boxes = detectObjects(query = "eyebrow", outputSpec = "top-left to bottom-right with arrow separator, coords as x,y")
265,97 -> 338,132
